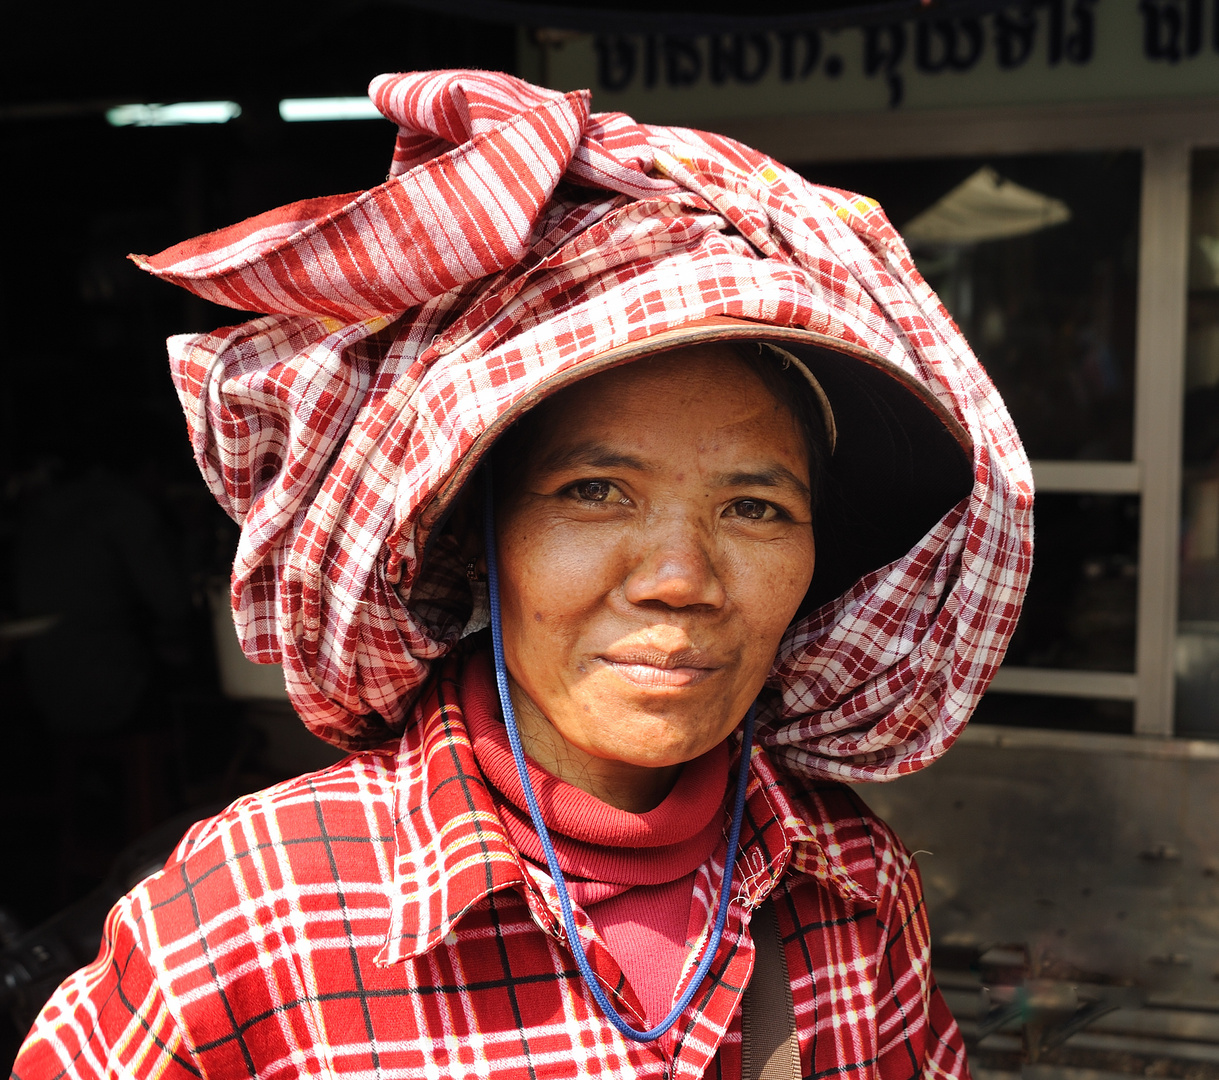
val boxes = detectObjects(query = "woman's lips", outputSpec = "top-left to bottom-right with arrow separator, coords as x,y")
605,662 -> 715,688
597,649 -> 717,688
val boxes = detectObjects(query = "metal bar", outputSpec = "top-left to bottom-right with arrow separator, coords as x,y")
1133,144 -> 1191,735
988,667 -> 1137,700
1064,1031 -> 1219,1064
957,724 -> 1219,760
1030,461 -> 1141,494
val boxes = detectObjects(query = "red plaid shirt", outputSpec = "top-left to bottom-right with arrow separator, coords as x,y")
14,652 -> 968,1080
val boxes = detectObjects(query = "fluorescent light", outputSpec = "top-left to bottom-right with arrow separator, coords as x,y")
106,101 -> 242,127
278,97 -> 384,122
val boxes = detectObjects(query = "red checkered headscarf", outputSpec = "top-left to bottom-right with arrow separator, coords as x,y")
134,70 -> 1032,781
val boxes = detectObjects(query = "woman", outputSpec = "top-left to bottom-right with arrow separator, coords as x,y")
14,71 -> 1031,1080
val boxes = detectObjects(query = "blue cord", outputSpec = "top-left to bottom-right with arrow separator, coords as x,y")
482,470 -> 754,1043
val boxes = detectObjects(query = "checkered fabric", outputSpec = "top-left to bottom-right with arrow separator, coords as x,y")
14,650 -> 969,1080
132,69 -> 1031,779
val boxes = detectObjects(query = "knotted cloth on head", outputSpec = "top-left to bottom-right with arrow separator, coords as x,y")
134,70 -> 1032,781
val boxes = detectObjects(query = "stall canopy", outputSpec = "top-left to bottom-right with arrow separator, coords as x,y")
902,168 -> 1073,247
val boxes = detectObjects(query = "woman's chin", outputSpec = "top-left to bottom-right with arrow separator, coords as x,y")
571,709 -> 738,772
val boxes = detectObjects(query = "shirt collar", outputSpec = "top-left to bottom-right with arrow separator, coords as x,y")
376,654 -> 536,965
747,744 -> 882,907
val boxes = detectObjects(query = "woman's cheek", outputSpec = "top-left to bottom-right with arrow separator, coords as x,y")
553,524 -> 630,590
509,523 -> 622,621
745,546 -> 815,637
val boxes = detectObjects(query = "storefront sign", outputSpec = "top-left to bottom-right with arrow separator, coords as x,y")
534,0 -> 1219,116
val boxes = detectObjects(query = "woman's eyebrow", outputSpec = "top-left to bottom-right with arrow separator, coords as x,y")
716,466 -> 811,500
536,443 -> 652,474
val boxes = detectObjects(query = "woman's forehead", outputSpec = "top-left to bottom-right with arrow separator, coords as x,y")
523,347 -> 803,454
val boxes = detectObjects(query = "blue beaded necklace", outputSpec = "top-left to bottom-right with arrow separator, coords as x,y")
482,474 -> 754,1042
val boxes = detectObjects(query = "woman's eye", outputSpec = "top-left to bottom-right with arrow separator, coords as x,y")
730,498 -> 777,521
571,479 -> 615,503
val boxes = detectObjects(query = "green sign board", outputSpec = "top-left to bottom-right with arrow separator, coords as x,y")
530,1 -> 1219,118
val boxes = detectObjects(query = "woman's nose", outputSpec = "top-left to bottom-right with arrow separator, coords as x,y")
622,523 -> 727,610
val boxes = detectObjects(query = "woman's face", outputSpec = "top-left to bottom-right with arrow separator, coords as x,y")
494,345 -> 816,809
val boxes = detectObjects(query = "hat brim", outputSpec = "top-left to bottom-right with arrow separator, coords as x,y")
420,316 -> 974,613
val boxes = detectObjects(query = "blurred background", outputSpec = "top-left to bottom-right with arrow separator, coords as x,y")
3,1 -> 1219,1076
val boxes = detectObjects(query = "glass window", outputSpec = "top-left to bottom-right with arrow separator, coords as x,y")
1003,493 -> 1138,673
1178,151 -> 1219,738
799,153 -> 1142,462
970,694 -> 1133,735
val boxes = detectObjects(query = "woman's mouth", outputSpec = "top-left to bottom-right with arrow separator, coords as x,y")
597,649 -> 717,688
